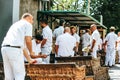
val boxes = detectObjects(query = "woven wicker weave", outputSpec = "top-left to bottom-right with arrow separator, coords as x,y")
25,63 -> 86,80
55,56 -> 109,80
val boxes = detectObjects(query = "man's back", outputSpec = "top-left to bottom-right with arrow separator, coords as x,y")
53,26 -> 64,39
2,20 -> 32,47
81,33 -> 90,48
55,33 -> 76,56
105,32 -> 117,47
92,30 -> 100,49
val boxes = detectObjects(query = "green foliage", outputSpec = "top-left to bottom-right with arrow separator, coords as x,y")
52,0 -> 84,11
51,0 -> 120,31
90,0 -> 120,30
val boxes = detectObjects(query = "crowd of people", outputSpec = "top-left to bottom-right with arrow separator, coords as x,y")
1,13 -> 120,80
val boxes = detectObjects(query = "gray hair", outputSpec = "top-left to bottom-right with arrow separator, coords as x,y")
64,27 -> 70,33
90,24 -> 97,28
21,13 -> 32,19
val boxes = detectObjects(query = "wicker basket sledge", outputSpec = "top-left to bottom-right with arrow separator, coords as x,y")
25,63 -> 86,80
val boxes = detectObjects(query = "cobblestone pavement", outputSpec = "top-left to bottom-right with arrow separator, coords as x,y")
109,64 -> 120,80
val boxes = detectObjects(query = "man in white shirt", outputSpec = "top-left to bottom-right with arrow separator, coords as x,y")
70,26 -> 80,54
1,13 -> 35,80
53,19 -> 65,39
55,27 -> 76,57
81,29 -> 91,56
90,24 -> 100,58
40,19 -> 52,63
24,34 -> 47,63
104,26 -> 117,67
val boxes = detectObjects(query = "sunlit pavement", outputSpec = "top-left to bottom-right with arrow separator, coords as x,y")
109,64 -> 120,80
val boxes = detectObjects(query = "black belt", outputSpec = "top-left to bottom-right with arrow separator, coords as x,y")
59,55 -> 72,57
3,45 -> 21,48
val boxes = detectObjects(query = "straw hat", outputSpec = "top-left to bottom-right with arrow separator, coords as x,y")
110,26 -> 116,30
82,47 -> 90,53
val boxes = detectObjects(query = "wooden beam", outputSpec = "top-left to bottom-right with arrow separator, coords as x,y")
55,56 -> 92,61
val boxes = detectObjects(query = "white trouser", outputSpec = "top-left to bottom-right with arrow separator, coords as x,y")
91,50 -> 97,58
112,50 -> 116,65
89,45 -> 98,58
91,48 -> 98,58
1,47 -> 25,80
83,52 -> 88,56
41,47 -> 52,63
105,47 -> 116,66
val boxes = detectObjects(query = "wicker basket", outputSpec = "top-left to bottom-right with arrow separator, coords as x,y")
55,56 -> 109,80
25,63 -> 86,80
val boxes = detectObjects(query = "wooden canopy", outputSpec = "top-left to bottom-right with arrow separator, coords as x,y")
37,11 -> 107,29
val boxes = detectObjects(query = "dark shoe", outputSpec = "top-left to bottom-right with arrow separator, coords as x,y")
109,66 -> 113,68
112,65 -> 115,67
109,66 -> 112,68
103,65 -> 109,67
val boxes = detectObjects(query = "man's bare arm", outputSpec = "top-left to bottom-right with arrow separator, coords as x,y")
90,39 -> 96,52
55,45 -> 59,55
41,39 -> 47,47
23,48 -> 36,64
91,39 -> 96,49
25,36 -> 33,54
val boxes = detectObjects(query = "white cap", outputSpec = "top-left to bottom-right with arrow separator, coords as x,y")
82,30 -> 86,33
110,26 -> 115,30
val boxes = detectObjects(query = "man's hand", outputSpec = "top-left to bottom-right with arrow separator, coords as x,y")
89,48 -> 93,52
90,39 -> 95,53
30,53 -> 47,58
30,52 -> 37,58
38,53 -> 47,58
103,46 -> 106,52
28,59 -> 37,64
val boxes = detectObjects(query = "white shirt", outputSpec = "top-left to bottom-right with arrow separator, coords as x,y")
55,33 -> 76,57
32,39 -> 42,63
2,20 -> 32,48
105,32 -> 117,48
91,30 -> 100,50
73,33 -> 80,43
53,26 -> 64,38
25,39 -> 42,63
81,33 -> 91,48
42,26 -> 52,47
32,39 -> 41,55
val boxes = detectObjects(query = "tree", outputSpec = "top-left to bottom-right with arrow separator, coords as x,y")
51,0 -> 84,11
90,0 -> 120,30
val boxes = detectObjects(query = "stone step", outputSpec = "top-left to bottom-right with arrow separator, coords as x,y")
109,64 -> 120,80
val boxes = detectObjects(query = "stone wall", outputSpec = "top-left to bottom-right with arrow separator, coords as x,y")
19,0 -> 38,35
